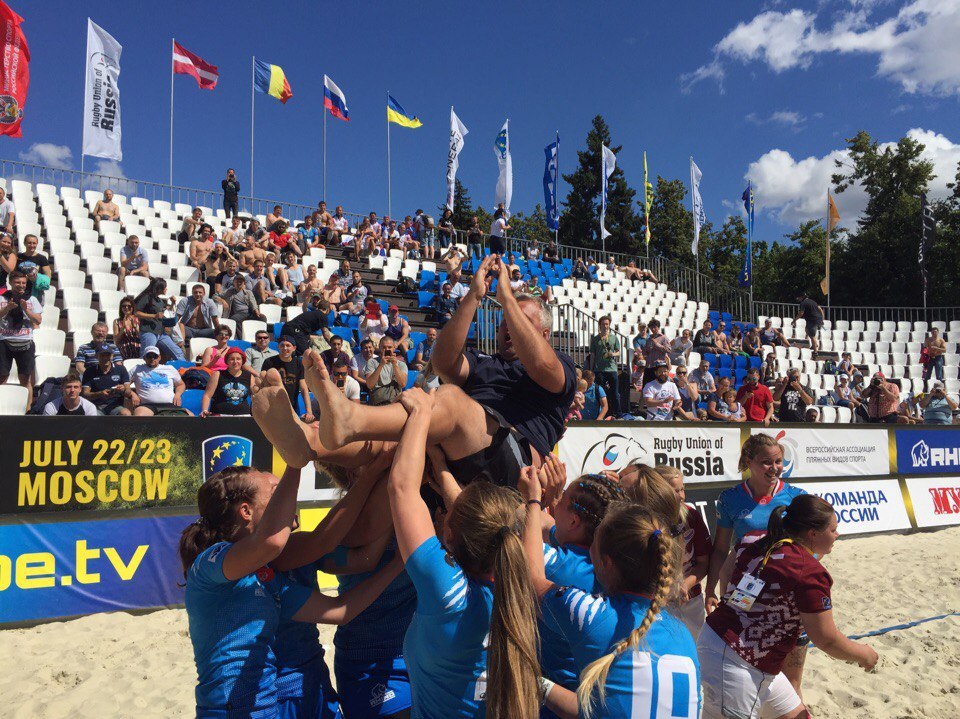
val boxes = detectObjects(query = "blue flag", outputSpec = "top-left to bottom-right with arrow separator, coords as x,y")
739,182 -> 755,288
543,133 -> 559,231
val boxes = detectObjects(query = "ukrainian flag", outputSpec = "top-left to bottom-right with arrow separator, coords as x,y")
254,59 -> 292,104
386,95 -> 422,128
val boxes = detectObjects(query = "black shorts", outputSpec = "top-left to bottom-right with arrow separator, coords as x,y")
446,405 -> 532,488
0,340 -> 35,377
138,402 -> 186,416
805,322 -> 822,338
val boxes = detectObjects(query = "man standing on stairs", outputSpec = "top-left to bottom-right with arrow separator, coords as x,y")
796,291 -> 824,353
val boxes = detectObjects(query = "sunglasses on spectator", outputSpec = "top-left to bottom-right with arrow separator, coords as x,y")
333,370 -> 349,377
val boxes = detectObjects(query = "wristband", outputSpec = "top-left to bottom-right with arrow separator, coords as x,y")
527,499 -> 543,508
539,677 -> 555,704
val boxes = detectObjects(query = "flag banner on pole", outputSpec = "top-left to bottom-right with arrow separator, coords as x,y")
691,158 -> 705,255
387,95 -> 421,128
643,151 -> 653,247
323,75 -> 348,120
920,192 -> 935,292
543,134 -> 559,231
493,119 -> 512,213
82,19 -> 122,161
173,42 -> 218,90
445,107 -> 468,211
600,144 -> 616,241
821,191 -> 840,295
254,59 -> 291,103
0,1 -> 28,138
738,182 -> 755,288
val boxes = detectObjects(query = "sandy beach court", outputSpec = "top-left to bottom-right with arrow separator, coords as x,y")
3,526 -> 958,718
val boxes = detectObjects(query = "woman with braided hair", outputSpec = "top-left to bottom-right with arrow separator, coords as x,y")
520,462 -> 700,719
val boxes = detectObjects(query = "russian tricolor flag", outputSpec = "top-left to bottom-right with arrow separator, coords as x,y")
323,75 -> 349,121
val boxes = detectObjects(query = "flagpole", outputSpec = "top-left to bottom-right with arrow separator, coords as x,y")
386,91 -> 391,218
826,191 -> 831,315
169,38 -> 175,189
323,95 -> 327,203
554,130 -> 559,247
249,56 -> 255,204
691,156 -> 700,302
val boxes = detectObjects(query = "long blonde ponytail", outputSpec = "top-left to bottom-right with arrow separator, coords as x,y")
577,504 -> 678,718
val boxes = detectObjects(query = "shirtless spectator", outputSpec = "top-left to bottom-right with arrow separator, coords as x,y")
714,321 -> 731,355
92,189 -> 122,230
315,201 -> 332,240
321,272 -> 345,311
297,264 -> 322,302
924,327 -> 947,382
620,260 -> 657,284
265,204 -> 285,232
189,224 -> 216,276
441,244 -> 466,275
0,188 -> 15,235
239,235 -> 267,271
327,205 -> 349,246
118,235 -> 150,283
352,219 -> 377,262
179,206 -> 203,244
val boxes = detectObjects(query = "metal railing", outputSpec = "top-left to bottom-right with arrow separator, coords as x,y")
754,301 -> 960,326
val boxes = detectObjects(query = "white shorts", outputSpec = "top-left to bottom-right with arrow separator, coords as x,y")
678,594 -> 706,640
697,625 -> 802,719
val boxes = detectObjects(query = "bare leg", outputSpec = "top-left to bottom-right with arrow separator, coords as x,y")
782,644 -> 807,699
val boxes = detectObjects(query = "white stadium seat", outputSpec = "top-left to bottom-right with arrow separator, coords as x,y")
0,385 -> 29,415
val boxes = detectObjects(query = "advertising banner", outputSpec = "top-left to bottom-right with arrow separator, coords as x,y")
895,429 -> 960,475
0,514 -> 189,623
750,427 -> 888,479
905,476 -> 960,528
558,425 -> 741,483
0,417 -> 272,516
795,479 -> 910,535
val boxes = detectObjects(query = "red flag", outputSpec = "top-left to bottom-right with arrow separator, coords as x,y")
0,1 -> 28,138
173,41 -> 218,90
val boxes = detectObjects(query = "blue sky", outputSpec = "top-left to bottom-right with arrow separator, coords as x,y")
11,1 -> 960,245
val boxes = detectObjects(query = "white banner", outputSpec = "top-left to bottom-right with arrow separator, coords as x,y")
445,107 -> 468,211
691,158 -> 705,255
795,479 -> 910,535
82,19 -> 122,161
600,144 -> 616,240
750,427 -> 888,479
493,119 -> 512,213
558,425 -> 741,484
905,476 -> 960,528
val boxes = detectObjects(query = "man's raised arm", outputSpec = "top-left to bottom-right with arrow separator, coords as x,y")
432,254 -> 494,386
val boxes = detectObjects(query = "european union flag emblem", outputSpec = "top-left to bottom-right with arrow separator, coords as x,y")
202,435 -> 254,481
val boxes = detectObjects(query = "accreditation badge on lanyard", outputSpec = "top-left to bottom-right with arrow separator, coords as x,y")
727,573 -> 765,612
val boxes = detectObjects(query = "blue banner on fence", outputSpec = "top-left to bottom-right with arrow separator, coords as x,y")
0,514 -> 191,623
896,428 -> 960,475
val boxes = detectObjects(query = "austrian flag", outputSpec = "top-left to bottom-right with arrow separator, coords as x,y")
173,41 -> 218,90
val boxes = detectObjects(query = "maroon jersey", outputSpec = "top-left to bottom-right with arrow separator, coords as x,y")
682,504 -> 713,598
706,541 -> 832,674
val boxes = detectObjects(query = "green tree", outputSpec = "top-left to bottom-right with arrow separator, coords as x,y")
648,176 -> 695,264
440,179 -> 475,230
751,221 -> 832,304
930,163 -> 960,306
508,204 -> 553,246
558,115 -> 643,257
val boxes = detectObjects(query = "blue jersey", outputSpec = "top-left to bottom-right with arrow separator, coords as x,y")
542,587 -> 701,719
185,542 -> 311,718
403,536 -> 493,719
716,481 -> 807,544
540,529 -> 598,691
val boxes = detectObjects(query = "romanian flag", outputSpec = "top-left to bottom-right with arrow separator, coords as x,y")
253,59 -> 292,103
387,95 -> 422,128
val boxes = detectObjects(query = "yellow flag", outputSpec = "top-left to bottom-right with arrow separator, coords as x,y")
643,152 -> 653,247
821,192 -> 840,295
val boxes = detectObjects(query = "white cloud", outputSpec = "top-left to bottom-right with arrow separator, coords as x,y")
18,143 -> 73,169
685,0 -> 960,97
746,110 -> 807,128
92,159 -> 126,179
746,127 -> 960,225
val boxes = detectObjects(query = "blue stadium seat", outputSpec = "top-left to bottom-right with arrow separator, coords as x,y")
417,291 -> 435,308
167,360 -> 193,370
341,313 -> 360,330
419,271 -> 436,291
734,369 -> 748,384
274,322 -> 284,340
181,389 -> 204,416
228,339 -> 252,351
330,326 -> 353,343
717,367 -> 734,379
708,311 -> 720,326
721,312 -> 733,324
268,341 -> 279,352
733,355 -> 748,369
703,352 -> 719,368
406,348 -> 417,365
718,355 -> 733,369
748,356 -> 762,370
377,299 -> 390,314
561,258 -> 573,270
404,371 -> 419,390
409,331 -> 426,350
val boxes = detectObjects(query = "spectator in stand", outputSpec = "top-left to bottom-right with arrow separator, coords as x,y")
420,214 -> 438,260
631,322 -> 648,362
736,367 -> 774,425
0,232 -> 16,287
16,234 -> 51,296
114,296 -> 141,360
850,373 -> 867,420
179,206 -> 204,245
727,324 -> 746,356
203,244 -> 231,293
642,319 -> 671,386
719,388 -> 745,422
759,318 -> 791,348
117,234 -> 150,284
524,275 -> 551,302
0,187 -> 15,234
689,358 -> 716,394
805,406 -> 821,423
245,260 -> 278,306
619,261 -> 658,284
339,271 -> 369,316
245,331 -> 278,373
761,352 -> 780,387
921,382 -> 958,425
319,334 -> 350,372
673,366 -> 702,421
542,239 -> 561,265
524,239 -> 541,262
466,215 -> 483,259
319,272 -> 345,311
275,251 -> 305,298
133,278 -> 185,360
189,223 -> 216,277
642,360 -> 681,421
508,267 -> 526,293
924,327 -> 947,381
706,376 -> 733,421
0,271 -> 40,409
571,256 -> 590,285
670,328 -> 694,368
580,369 -> 608,421
81,345 -> 132,415
796,291 -> 824,352
436,208 -> 455,250
360,299 -> 388,345
861,371 -> 900,424
266,220 -> 301,259
364,336 -> 408,406
177,283 -> 221,341
238,235 -> 266,272
831,373 -> 860,412
898,394 -> 921,424
441,245 -> 466,275
244,217 -> 266,247
42,373 -> 97,416
488,208 -> 510,256
713,321 -> 732,355
566,380 -> 586,423
324,359 -> 362,406
74,322 -> 122,373
265,204 -> 286,233
216,274 -> 263,324
222,216 -> 246,249
283,301 -> 331,356
92,188 -> 121,230
502,252 -> 521,276
433,282 -> 458,327
295,265 -> 322,303
200,347 -> 258,416
352,219 -> 378,261
836,351 -> 854,376
774,369 -> 813,423
693,319 -> 718,355
296,214 -> 320,254
221,168 -> 240,218
129,346 -> 188,416
199,326 -> 235,371
261,336 -> 314,421
590,315 -> 621,416
605,256 -> 617,273
328,205 -> 349,246
349,338 -> 376,385
743,326 -> 762,358
383,305 -> 412,352
446,267 -> 469,303
412,327 -> 437,370
314,201 -> 332,238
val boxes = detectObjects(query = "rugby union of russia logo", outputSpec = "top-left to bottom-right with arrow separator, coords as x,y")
773,430 -> 800,478
581,433 -> 646,474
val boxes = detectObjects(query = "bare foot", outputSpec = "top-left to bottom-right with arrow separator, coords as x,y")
302,349 -> 355,450
252,385 -> 316,469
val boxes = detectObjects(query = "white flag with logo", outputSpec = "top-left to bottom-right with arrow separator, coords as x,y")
82,19 -> 122,161
600,144 -> 616,240
446,107 -> 469,211
691,157 -> 706,255
493,119 -> 512,213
